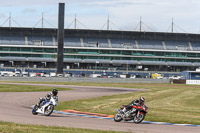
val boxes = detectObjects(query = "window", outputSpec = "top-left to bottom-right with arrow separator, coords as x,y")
21,48 -> 31,52
2,47 -> 9,51
32,48 -> 43,52
10,47 -> 20,51
44,48 -> 55,53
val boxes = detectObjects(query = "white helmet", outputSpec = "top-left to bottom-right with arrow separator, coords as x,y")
140,97 -> 145,103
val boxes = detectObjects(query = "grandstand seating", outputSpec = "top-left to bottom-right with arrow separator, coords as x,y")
194,62 -> 200,66
167,61 -> 192,66
84,59 -> 97,63
112,60 -> 138,64
28,57 -> 54,62
98,59 -> 110,64
137,40 -> 164,50
28,36 -> 53,46
1,27 -> 200,71
83,59 -> 110,64
82,38 -> 109,48
64,58 -> 82,63
64,38 -> 81,47
164,41 -> 190,51
190,42 -> 200,51
1,34 -> 200,52
140,61 -> 166,65
110,38 -> 135,48
0,35 -> 25,45
0,57 -> 26,61
1,34 -> 200,57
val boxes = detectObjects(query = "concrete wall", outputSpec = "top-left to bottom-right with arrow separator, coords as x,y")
0,77 -> 170,83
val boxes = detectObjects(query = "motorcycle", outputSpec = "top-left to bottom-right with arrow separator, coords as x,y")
114,103 -> 148,123
32,96 -> 58,116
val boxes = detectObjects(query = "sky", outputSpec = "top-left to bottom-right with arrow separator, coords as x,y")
0,0 -> 200,34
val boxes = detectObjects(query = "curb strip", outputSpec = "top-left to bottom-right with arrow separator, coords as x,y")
53,110 -> 200,127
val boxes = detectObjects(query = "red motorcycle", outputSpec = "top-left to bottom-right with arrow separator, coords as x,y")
114,103 -> 148,123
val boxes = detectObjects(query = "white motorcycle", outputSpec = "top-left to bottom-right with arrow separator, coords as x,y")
32,96 -> 58,116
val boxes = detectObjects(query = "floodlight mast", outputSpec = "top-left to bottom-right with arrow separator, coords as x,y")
57,3 -> 65,75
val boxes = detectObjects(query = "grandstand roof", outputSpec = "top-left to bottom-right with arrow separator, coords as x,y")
1,27 -> 200,42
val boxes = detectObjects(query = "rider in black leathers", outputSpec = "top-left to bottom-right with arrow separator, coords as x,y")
122,97 -> 145,113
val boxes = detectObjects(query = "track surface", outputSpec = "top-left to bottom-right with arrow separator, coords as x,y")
0,82 -> 199,133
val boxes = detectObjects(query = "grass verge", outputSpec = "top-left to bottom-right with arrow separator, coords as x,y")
1,81 -> 200,125
55,83 -> 200,125
0,121 -> 128,133
0,84 -> 71,92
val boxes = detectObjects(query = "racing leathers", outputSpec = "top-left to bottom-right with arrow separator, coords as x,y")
122,99 -> 142,113
37,92 -> 58,107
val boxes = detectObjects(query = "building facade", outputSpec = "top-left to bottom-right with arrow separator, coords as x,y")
0,27 -> 200,72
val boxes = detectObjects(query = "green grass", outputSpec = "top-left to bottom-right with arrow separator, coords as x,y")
0,121 -> 128,133
1,81 -> 200,125
55,83 -> 200,125
0,84 -> 71,92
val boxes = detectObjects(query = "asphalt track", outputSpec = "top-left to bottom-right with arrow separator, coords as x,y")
0,82 -> 199,133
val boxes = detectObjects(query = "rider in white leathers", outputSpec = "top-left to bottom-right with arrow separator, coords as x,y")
37,89 -> 58,107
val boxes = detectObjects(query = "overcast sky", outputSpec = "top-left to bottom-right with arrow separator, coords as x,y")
0,0 -> 200,34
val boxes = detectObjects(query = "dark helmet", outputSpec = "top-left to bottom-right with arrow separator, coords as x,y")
52,89 -> 58,96
140,96 -> 145,103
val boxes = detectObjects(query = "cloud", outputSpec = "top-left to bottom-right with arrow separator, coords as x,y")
0,0 -> 66,6
0,13 -> 6,18
82,1 -> 135,7
22,8 -> 37,13
77,0 -> 153,8
0,0 -> 200,33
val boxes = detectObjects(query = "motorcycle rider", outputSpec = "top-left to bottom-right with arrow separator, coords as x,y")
37,89 -> 58,107
122,96 -> 145,113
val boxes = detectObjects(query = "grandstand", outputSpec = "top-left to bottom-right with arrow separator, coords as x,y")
0,27 -> 200,72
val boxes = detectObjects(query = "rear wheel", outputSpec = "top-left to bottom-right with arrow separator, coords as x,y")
44,105 -> 54,116
114,113 -> 123,122
134,113 -> 145,123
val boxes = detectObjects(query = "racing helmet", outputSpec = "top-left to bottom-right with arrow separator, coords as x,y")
140,96 -> 145,103
52,89 -> 58,96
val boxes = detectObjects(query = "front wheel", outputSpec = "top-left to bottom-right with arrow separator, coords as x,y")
44,105 -> 54,116
114,113 -> 123,122
134,113 -> 145,123
32,105 -> 38,115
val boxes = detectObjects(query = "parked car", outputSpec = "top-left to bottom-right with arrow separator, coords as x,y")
169,75 -> 181,79
22,72 -> 29,77
130,74 -> 142,79
1,71 -> 9,77
50,72 -> 56,77
14,71 -> 21,77
90,74 -> 101,78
